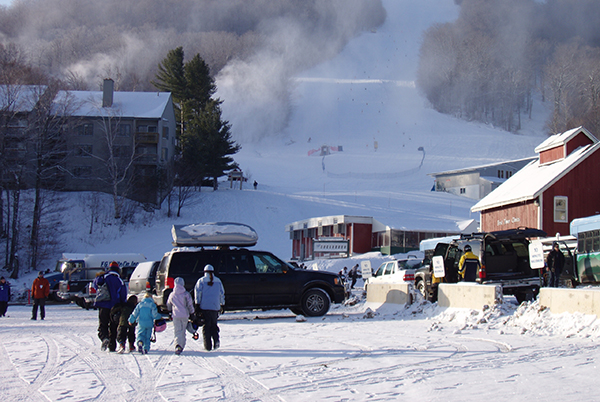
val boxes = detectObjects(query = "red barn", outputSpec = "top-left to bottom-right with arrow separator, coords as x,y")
471,126 -> 600,236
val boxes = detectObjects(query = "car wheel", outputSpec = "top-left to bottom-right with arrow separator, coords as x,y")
416,280 -> 426,298
301,288 -> 331,317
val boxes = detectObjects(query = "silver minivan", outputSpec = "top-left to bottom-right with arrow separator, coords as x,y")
128,261 -> 160,299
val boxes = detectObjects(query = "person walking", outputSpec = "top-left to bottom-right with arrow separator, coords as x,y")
0,276 -> 11,317
128,292 -> 163,354
113,295 -> 138,354
547,242 -> 565,288
458,245 -> 480,282
349,264 -> 360,289
31,271 -> 50,320
194,264 -> 225,351
167,277 -> 195,355
92,261 -> 127,352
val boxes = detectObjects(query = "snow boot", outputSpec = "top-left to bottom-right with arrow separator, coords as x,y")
175,345 -> 183,355
101,339 -> 109,352
117,344 -> 126,354
137,341 -> 144,354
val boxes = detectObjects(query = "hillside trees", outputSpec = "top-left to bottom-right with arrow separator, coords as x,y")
417,0 -> 600,135
154,47 -> 240,207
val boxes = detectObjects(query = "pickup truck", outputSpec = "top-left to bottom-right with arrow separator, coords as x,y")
415,228 -> 547,304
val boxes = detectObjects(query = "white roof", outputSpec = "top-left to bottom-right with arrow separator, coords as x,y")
56,90 -> 172,119
570,214 -> 600,236
472,142 -> 600,212
428,156 -> 537,176
534,126 -> 597,153
0,85 -> 47,112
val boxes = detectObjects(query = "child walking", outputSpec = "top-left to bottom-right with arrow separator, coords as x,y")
166,277 -> 194,355
128,292 -> 163,354
114,295 -> 138,354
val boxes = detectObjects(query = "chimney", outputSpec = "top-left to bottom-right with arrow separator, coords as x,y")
102,78 -> 114,107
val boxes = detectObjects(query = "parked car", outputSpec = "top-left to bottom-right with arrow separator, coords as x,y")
366,255 -> 424,289
415,228 -> 547,304
127,261 -> 160,299
153,222 -> 347,316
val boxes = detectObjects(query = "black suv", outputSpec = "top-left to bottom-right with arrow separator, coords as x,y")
153,247 -> 347,316
415,228 -> 547,304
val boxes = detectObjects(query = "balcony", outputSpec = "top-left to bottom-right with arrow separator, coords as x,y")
136,132 -> 159,144
134,154 -> 158,164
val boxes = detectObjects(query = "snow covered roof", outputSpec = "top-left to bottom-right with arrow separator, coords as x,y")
534,126 -> 597,153
472,142 -> 600,212
0,85 -> 47,112
428,156 -> 537,176
56,90 -> 172,119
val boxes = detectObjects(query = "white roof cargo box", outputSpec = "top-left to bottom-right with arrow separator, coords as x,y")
171,222 -> 259,247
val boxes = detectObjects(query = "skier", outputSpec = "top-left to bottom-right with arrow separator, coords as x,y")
194,264 -> 225,351
167,277 -> 195,355
31,271 -> 50,320
128,292 -> 163,354
0,276 -> 10,317
93,261 -> 127,352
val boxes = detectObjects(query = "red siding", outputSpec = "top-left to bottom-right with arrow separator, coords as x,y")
540,146 -> 564,164
480,200 -> 538,232
351,223 -> 372,253
566,132 -> 594,156
542,149 -> 600,236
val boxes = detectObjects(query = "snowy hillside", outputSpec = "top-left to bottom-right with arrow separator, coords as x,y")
58,0 -> 549,266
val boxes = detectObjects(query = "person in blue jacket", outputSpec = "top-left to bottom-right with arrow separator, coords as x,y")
194,264 -> 225,351
93,261 -> 127,352
0,276 -> 11,317
128,292 -> 163,354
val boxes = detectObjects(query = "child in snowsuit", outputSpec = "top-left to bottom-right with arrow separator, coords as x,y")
166,277 -> 195,355
128,293 -> 163,354
113,295 -> 138,353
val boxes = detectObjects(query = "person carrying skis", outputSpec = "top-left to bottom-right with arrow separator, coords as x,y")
93,261 -> 127,352
167,277 -> 195,355
194,264 -> 225,351
0,276 -> 11,317
128,292 -> 163,354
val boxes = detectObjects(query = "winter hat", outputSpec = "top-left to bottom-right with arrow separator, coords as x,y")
204,264 -> 214,272
174,277 -> 185,288
109,261 -> 119,269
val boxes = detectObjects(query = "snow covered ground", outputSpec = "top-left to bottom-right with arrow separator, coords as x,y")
2,292 -> 600,401
3,0 -> 599,401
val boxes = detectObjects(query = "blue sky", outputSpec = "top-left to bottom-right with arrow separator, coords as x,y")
0,0 -> 12,6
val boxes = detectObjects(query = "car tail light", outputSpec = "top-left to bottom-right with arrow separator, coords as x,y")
146,281 -> 151,290
403,272 -> 415,282
166,277 -> 175,289
479,264 -> 486,279
88,283 -> 97,295
334,278 -> 340,285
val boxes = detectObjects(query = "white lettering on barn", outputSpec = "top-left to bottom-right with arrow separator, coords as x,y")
497,217 -> 521,226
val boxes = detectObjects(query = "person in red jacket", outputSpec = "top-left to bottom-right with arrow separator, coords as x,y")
31,271 -> 50,320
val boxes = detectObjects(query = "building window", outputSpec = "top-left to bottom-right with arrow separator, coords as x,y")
162,126 -> 169,139
73,166 -> 92,177
112,145 -> 131,158
554,196 -> 568,223
76,144 -> 93,157
148,125 -> 158,133
118,124 -> 131,136
161,147 -> 168,161
460,188 -> 466,194
77,124 -> 93,136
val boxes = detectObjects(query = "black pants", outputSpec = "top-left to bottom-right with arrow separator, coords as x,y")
0,301 -> 7,316
549,268 -> 562,288
202,310 -> 220,351
98,307 -> 118,351
32,297 -> 46,319
117,324 -> 136,348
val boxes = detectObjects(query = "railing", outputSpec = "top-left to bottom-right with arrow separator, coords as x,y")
135,133 -> 159,143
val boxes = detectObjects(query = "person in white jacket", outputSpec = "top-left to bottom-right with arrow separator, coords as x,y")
167,277 -> 195,355
194,264 -> 225,351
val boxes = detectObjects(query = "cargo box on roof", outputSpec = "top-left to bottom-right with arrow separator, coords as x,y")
171,222 -> 259,247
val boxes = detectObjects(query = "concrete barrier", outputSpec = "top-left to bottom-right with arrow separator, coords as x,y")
437,283 -> 501,309
366,282 -> 413,305
539,287 -> 600,316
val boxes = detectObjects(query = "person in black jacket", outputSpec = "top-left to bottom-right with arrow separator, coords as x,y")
547,242 -> 565,288
92,262 -> 127,352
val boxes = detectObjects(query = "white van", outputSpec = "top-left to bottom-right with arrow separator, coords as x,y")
128,261 -> 160,300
